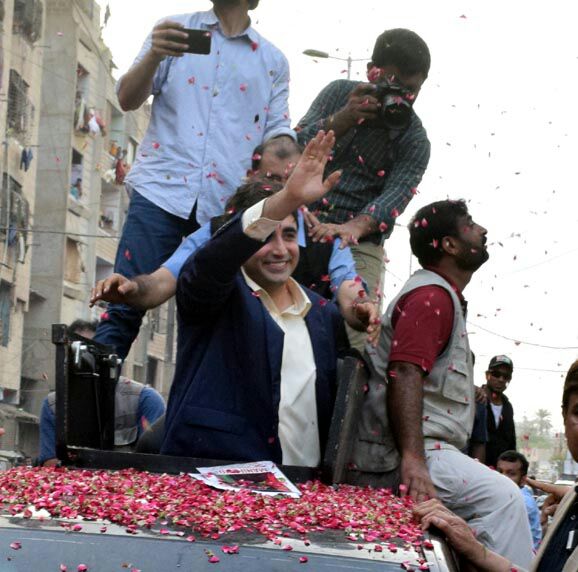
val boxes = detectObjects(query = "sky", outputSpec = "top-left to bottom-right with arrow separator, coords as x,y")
98,0 -> 578,431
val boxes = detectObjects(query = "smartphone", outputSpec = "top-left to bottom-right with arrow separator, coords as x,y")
183,29 -> 212,55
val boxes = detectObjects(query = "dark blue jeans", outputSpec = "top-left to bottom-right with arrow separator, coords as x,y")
94,190 -> 199,359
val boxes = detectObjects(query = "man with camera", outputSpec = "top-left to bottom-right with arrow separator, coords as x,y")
297,29 -> 431,350
95,0 -> 295,359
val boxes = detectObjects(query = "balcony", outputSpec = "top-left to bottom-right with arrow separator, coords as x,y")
7,70 -> 34,144
12,0 -> 43,44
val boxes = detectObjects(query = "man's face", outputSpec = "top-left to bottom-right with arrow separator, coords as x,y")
497,459 -> 525,487
486,366 -> 512,394
258,150 -> 301,181
564,392 -> 578,462
452,214 -> 489,272
243,215 -> 299,291
368,63 -> 426,102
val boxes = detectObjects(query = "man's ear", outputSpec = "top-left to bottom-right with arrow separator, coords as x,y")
441,235 -> 459,256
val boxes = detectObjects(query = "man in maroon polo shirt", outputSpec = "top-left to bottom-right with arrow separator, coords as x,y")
350,199 -> 533,568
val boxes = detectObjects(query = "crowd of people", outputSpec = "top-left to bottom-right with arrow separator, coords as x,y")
45,1 -> 576,570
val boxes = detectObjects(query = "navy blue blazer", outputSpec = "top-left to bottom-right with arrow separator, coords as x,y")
161,215 -> 343,463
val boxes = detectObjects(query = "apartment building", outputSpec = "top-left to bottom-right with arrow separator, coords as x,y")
15,0 -> 176,459
0,0 -> 45,458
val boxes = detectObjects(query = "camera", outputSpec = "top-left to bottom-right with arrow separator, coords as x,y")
373,77 -> 415,130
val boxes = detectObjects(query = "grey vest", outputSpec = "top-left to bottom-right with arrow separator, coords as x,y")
47,376 -> 144,447
352,269 -> 475,473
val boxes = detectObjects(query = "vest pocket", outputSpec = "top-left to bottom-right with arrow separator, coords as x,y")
442,361 -> 471,404
183,405 -> 247,435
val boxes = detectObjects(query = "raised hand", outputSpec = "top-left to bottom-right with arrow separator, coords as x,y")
262,131 -> 340,222
285,130 -> 340,205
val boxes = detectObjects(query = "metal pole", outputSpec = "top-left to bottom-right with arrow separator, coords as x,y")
347,55 -> 352,80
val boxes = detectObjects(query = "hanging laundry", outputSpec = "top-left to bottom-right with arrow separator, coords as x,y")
20,148 -> 33,171
88,114 -> 100,135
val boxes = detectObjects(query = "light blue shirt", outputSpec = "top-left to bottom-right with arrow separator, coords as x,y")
163,211 -> 358,296
123,10 -> 294,225
521,485 -> 542,551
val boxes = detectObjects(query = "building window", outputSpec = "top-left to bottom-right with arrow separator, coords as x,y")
0,281 -> 11,347
12,0 -> 43,44
146,358 -> 158,389
7,70 -> 33,139
76,0 -> 94,19
149,306 -> 167,338
1,175 -> 20,236
74,65 -> 90,133
70,150 -> 83,201
1,175 -> 29,257
132,364 -> 144,384
65,238 -> 84,284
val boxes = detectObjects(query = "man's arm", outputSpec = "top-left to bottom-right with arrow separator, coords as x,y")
307,126 -> 431,247
416,500 -> 519,572
387,361 -> 437,502
384,286 -> 454,501
137,387 -> 166,435
117,20 -> 189,111
358,127 -> 430,238
336,282 -> 380,346
90,268 -> 176,311
297,81 -> 380,143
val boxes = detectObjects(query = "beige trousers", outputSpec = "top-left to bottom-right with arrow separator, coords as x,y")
426,447 -> 534,570
346,240 -> 385,352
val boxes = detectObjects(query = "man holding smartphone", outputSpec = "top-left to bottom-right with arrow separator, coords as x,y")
96,0 -> 295,358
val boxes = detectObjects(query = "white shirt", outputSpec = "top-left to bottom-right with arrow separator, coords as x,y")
241,201 -> 320,467
491,403 -> 503,428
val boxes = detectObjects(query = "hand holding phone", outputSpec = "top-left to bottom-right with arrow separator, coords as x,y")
183,29 -> 212,55
149,22 -> 211,59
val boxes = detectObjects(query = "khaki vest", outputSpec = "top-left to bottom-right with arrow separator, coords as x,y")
47,376 -> 144,447
352,269 -> 475,473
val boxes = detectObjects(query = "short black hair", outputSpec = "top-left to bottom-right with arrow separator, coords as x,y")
251,137 -> 302,172
210,178 -> 285,233
67,319 -> 98,337
498,450 -> 529,476
408,199 -> 469,267
212,1 -> 259,10
563,360 -> 578,413
371,28 -> 431,78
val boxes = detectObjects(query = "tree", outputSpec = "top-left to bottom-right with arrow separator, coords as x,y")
535,409 -> 552,437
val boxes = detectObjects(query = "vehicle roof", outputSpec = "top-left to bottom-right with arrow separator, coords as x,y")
0,512 -> 453,571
